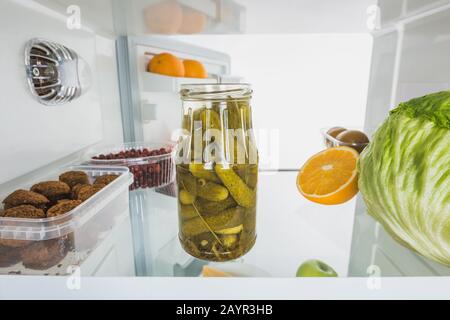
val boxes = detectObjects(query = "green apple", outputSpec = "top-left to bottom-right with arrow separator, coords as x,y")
296,259 -> 338,277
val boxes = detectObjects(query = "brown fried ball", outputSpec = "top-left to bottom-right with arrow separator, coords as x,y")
93,174 -> 119,186
30,181 -> 71,204
21,237 -> 70,270
71,183 -> 91,199
0,238 -> 31,248
47,200 -> 82,218
76,185 -> 103,202
2,205 -> 46,219
0,205 -> 46,248
59,171 -> 89,188
0,245 -> 22,268
2,190 -> 49,210
57,199 -> 73,204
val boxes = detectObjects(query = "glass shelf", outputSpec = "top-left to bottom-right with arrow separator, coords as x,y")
128,171 -> 450,278
129,171 -> 356,277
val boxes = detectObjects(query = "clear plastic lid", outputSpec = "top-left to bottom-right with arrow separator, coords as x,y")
321,127 -> 370,153
88,142 -> 176,164
0,166 -> 133,241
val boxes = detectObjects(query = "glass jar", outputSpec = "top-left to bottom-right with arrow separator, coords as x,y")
176,84 -> 258,262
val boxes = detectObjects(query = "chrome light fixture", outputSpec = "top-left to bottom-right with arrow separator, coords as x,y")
24,38 -> 91,106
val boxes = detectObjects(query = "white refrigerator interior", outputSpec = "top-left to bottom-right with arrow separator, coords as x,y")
0,0 -> 135,276
0,0 -> 449,298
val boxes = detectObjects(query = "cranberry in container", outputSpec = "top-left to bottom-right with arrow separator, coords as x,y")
89,142 -> 176,191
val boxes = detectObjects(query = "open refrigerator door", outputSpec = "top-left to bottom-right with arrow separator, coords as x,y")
349,0 -> 450,277
0,0 -> 449,299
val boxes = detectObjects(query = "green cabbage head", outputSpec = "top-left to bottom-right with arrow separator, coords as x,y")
358,91 -> 450,267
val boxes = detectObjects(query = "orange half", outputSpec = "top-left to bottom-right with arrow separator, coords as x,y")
297,146 -> 359,205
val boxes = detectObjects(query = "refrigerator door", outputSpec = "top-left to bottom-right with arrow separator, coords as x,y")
349,0 -> 450,277
0,0 -> 134,276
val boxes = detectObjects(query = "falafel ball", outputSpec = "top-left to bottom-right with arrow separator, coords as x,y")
0,205 -> 46,248
59,171 -> 89,188
21,237 -> 71,270
2,205 -> 46,219
47,200 -> 82,218
93,174 -> 119,187
30,181 -> 71,204
2,190 -> 49,210
76,185 -> 103,202
0,245 -> 22,268
71,183 -> 91,199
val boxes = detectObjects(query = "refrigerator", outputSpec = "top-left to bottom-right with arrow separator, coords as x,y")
0,0 -> 449,296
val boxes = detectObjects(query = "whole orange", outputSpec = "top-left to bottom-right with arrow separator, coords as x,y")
148,53 -> 185,77
183,59 -> 207,78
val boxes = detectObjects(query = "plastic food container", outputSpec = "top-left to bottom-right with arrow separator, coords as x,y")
0,166 -> 133,275
88,142 -> 176,191
321,127 -> 369,153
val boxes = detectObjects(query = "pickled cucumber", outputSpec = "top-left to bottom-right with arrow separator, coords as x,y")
190,107 -> 205,161
192,107 -> 205,121
215,164 -> 256,208
240,207 -> 256,245
226,99 -> 243,129
182,114 -> 191,131
222,234 -> 238,248
200,109 -> 221,130
178,171 -> 229,202
226,98 -> 253,130
199,181 -> 228,201
181,206 -> 245,237
239,101 -> 252,129
189,163 -> 221,183
216,224 -> 243,235
195,196 -> 236,215
179,205 -> 198,220
227,134 -> 248,164
233,164 -> 258,189
179,190 -> 196,205
180,197 -> 236,220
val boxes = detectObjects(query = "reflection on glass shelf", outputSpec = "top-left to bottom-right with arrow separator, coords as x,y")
128,171 -> 449,278
129,184 -> 206,277
155,235 -> 207,277
127,172 -> 358,278
129,187 -> 178,276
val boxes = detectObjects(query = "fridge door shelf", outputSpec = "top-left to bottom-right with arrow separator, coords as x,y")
140,72 -> 218,93
112,0 -> 245,36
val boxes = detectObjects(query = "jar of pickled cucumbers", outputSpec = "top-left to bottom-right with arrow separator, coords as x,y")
176,84 -> 258,262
